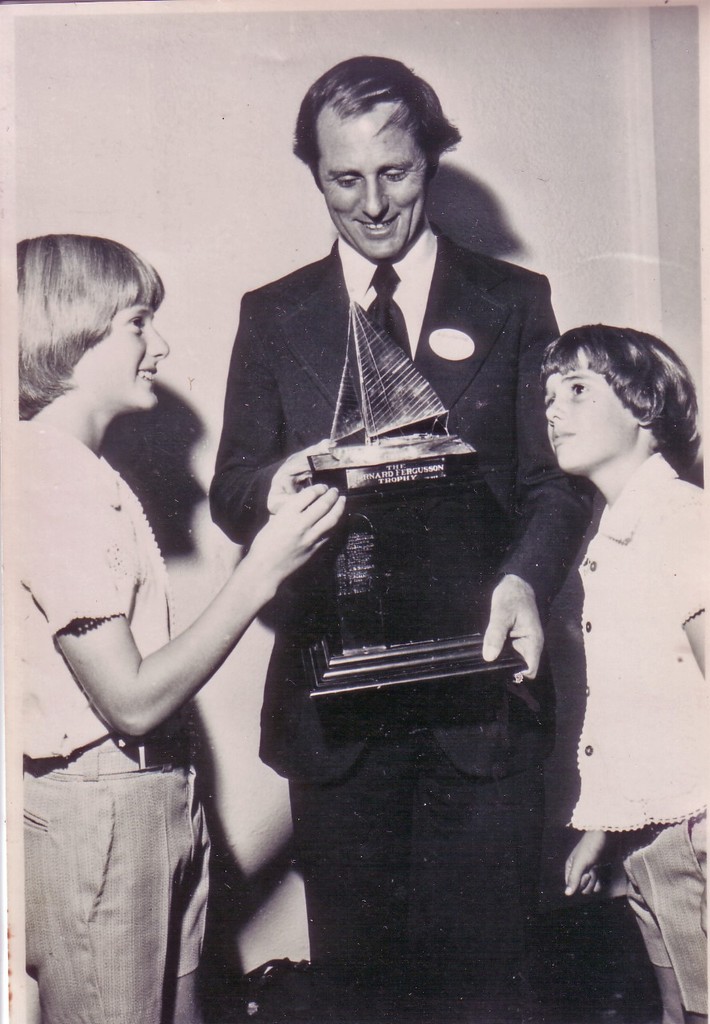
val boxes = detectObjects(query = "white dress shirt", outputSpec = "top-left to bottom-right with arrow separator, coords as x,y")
337,225 -> 438,358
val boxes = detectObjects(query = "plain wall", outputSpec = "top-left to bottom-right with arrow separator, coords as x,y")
6,0 -> 702,1012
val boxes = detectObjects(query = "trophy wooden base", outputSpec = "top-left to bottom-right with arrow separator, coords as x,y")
303,633 -> 533,738
305,433 -> 522,709
306,634 -> 526,697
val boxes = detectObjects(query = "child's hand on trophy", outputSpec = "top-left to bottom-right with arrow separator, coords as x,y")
267,439 -> 334,514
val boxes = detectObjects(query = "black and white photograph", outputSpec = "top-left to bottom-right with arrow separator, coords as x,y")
1,2 -> 706,1022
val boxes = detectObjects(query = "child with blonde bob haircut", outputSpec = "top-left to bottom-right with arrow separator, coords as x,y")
542,325 -> 706,1024
17,234 -> 345,1024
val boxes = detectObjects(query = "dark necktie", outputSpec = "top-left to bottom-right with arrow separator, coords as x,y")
367,262 -> 411,357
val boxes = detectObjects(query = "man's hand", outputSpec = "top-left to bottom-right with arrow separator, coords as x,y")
564,830 -> 606,896
482,574 -> 543,679
267,440 -> 334,515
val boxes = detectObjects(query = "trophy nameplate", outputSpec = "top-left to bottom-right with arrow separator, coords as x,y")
304,302 -> 526,702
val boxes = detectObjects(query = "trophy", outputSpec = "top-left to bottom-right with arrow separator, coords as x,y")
304,302 -> 525,709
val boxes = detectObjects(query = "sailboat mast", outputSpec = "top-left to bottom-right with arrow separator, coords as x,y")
351,304 -> 377,444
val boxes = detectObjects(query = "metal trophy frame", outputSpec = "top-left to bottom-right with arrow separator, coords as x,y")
304,302 -> 525,703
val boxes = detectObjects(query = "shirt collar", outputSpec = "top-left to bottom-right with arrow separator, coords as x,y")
337,222 -> 437,306
598,453 -> 678,544
20,419 -> 124,509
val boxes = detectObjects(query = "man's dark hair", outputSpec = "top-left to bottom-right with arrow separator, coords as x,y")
294,56 -> 461,185
541,324 -> 701,474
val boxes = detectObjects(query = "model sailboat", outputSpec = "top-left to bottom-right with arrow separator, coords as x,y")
332,301 -> 448,441
310,302 -> 473,476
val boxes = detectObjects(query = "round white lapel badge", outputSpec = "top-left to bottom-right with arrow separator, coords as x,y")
428,328 -> 476,361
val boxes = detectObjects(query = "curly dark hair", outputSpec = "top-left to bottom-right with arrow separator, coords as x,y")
541,324 -> 700,474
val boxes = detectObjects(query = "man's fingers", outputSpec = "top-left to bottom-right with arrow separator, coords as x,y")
481,621 -> 506,663
285,439 -> 333,478
482,623 -> 537,677
510,636 -> 540,679
304,438 -> 335,456
482,575 -> 542,673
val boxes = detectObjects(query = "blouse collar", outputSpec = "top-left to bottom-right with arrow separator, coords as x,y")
598,453 -> 677,544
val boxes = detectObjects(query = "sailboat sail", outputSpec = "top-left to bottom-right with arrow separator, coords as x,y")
331,349 -> 363,442
331,302 -> 448,443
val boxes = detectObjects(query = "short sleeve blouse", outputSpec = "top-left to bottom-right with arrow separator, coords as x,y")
15,422 -> 172,758
571,454 -> 706,831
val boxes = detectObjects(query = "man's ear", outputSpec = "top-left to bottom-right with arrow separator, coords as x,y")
425,160 -> 439,182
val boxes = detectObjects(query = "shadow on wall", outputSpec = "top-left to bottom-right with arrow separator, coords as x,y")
102,383 -> 205,557
427,164 -> 524,260
193,739 -> 301,1005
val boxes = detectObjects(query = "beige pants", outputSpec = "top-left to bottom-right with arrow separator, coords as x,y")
25,763 -> 210,1024
624,817 -> 707,1016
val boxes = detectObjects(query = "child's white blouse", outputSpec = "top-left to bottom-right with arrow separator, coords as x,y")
572,453 -> 706,832
16,421 -> 172,759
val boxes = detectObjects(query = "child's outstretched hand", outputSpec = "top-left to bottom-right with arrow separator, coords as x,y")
564,830 -> 607,896
267,440 -> 334,514
250,483 -> 345,586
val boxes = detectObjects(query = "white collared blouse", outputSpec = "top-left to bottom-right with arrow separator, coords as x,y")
572,453 -> 706,831
16,421 -> 172,759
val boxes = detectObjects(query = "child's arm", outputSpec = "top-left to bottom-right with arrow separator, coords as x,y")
56,483 -> 345,737
684,610 -> 705,676
564,830 -> 607,896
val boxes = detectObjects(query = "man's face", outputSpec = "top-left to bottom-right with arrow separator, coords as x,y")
315,102 -> 429,263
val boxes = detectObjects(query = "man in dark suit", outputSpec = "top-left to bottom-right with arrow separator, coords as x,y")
211,56 -> 589,1018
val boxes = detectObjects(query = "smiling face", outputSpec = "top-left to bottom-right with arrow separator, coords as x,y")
315,101 -> 429,263
70,304 -> 169,420
544,353 -> 654,502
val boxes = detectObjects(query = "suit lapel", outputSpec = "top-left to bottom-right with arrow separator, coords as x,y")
279,248 -> 350,412
415,237 -> 512,411
276,239 -> 513,419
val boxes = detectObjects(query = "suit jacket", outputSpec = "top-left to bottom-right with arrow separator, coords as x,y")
211,236 -> 590,782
